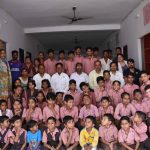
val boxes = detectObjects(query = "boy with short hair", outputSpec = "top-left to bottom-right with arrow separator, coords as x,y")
60,116 -> 79,149
66,79 -> 81,107
60,94 -> 78,123
103,70 -> 112,91
80,116 -> 99,150
42,117 -> 62,150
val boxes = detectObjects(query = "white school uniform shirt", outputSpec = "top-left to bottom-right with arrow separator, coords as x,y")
33,73 -> 51,90
70,72 -> 89,92
0,109 -> 13,118
110,71 -> 125,87
89,69 -> 104,90
118,61 -> 128,73
51,72 -> 69,93
100,58 -> 112,71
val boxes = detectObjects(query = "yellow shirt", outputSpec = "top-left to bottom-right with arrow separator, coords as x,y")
80,127 -> 99,148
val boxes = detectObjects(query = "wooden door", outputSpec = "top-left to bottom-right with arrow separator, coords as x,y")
144,33 -> 150,74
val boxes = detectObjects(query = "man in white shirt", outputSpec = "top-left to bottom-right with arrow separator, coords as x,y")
51,63 -> 69,93
100,50 -> 112,71
33,64 -> 51,90
70,63 -> 89,92
89,60 -> 103,90
110,62 -> 125,87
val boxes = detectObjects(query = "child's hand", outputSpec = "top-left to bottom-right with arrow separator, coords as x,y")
109,143 -> 113,150
29,108 -> 34,114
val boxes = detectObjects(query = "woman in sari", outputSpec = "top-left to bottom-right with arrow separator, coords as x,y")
0,49 -> 12,100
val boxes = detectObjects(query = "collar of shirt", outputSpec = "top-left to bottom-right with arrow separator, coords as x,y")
12,128 -> 25,135
47,128 -> 59,134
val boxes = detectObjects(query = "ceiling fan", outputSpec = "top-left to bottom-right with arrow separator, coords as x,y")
62,7 -> 92,24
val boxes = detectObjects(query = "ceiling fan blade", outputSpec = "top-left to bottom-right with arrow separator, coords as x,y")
68,20 -> 74,24
61,16 -> 73,20
77,17 -> 93,20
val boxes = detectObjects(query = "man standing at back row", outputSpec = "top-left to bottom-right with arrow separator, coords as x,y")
9,50 -> 22,83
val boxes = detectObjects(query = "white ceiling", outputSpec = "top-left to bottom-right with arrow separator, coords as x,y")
31,30 -> 117,49
0,0 -> 142,28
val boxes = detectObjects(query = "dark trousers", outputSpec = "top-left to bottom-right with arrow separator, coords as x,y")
140,138 -> 150,150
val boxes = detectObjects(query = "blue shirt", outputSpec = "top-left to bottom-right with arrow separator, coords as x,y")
9,60 -> 22,83
27,130 -> 42,148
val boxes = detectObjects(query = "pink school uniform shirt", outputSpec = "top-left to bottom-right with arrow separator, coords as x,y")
42,128 -> 60,143
114,103 -> 136,120
123,84 -> 139,99
131,100 -> 147,112
44,58 -> 57,75
11,128 -> 27,144
133,122 -> 148,142
43,105 -> 60,122
0,128 -> 13,144
94,87 -> 108,106
79,104 -> 99,119
108,88 -> 124,107
74,55 -> 84,63
118,128 -> 140,145
66,90 -> 81,106
98,106 -> 114,119
83,57 -> 97,74
140,80 -> 150,95
60,106 -> 78,122
22,107 -> 43,122
99,125 -> 118,143
104,80 -> 112,92
65,60 -> 76,76
60,127 -> 79,145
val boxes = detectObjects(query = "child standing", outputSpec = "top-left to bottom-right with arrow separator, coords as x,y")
42,117 -> 62,150
108,80 -> 124,107
133,111 -> 150,149
99,114 -> 118,150
103,70 -> 112,92
10,115 -> 26,150
27,120 -> 42,150
80,116 -> 99,150
114,92 -> 136,120
43,93 -> 60,126
60,94 -> 78,123
60,116 -> 79,149
94,76 -> 108,107
98,97 -> 114,121
0,100 -> 13,119
79,95 -> 99,127
0,116 -> 13,150
66,79 -> 81,107
123,73 -> 139,100
118,116 -> 140,150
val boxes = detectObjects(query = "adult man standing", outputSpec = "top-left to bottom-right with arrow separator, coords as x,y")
51,63 -> 69,93
70,63 -> 89,92
89,60 -> 103,90
9,50 -> 22,83
33,64 -> 51,90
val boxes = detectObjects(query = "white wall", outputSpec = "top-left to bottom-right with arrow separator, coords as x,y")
120,1 -> 150,70
0,8 -> 45,60
100,31 -> 120,57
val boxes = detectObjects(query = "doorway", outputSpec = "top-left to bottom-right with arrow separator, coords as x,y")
143,33 -> 150,74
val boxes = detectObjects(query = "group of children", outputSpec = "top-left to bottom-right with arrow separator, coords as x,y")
1,62 -> 150,150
